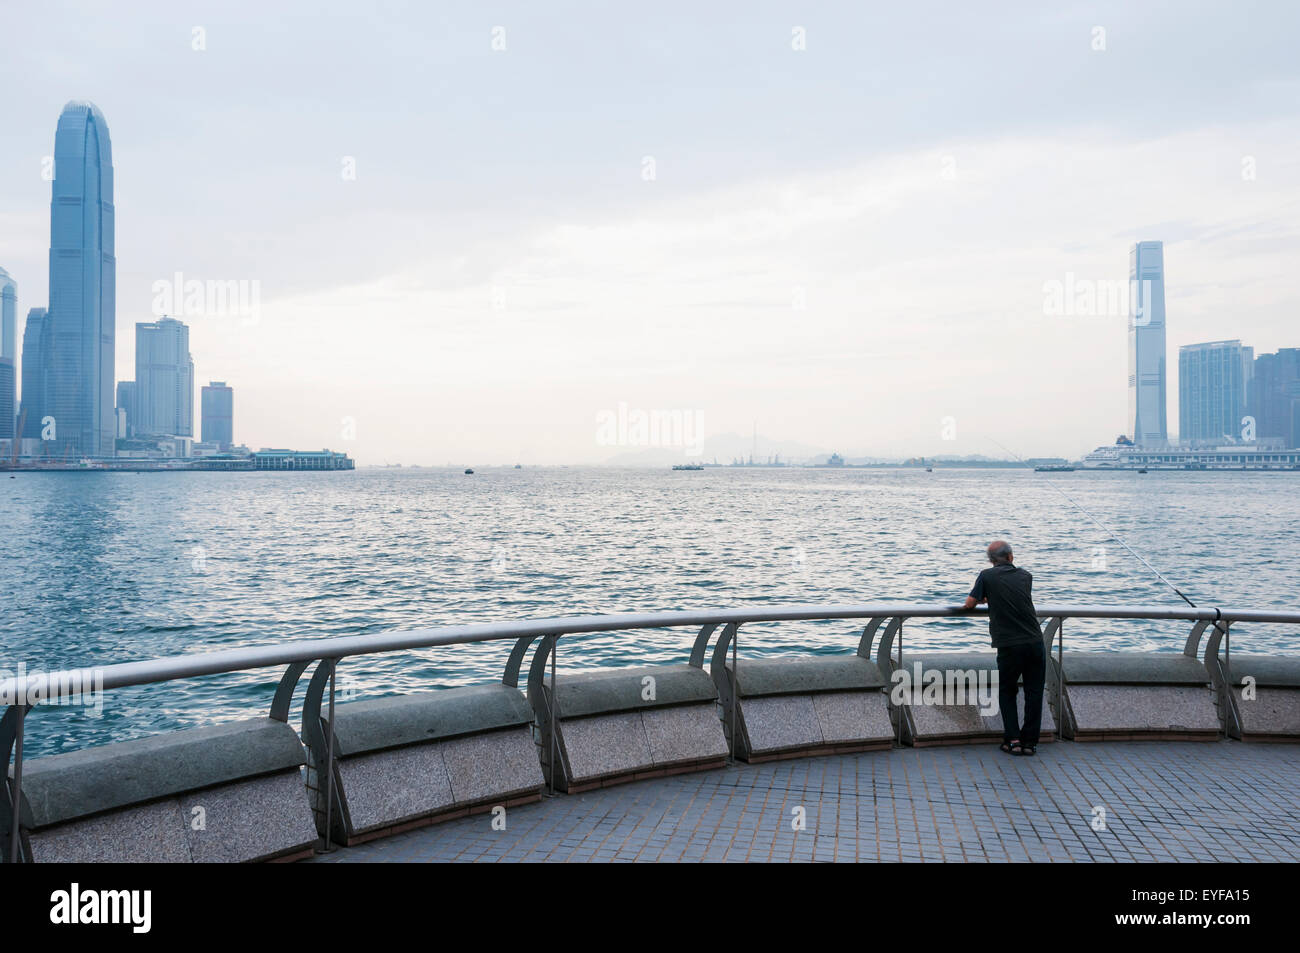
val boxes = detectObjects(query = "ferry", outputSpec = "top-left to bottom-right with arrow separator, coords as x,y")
1082,443 -> 1300,471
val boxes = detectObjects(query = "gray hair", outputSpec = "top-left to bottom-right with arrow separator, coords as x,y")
988,541 -> 1013,564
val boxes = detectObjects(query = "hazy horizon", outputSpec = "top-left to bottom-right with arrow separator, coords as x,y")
3,1 -> 1298,465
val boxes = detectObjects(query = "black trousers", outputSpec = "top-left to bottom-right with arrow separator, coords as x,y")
996,640 -> 1047,746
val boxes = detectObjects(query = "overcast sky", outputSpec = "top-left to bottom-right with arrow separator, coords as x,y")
2,1 -> 1298,464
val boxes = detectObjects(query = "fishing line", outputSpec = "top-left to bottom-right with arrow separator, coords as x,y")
985,437 -> 1199,609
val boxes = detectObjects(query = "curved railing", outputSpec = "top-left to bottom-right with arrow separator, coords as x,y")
5,602 -> 1298,701
4,601 -> 1300,861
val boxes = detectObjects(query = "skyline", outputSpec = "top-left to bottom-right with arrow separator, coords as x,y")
2,3 -> 1299,464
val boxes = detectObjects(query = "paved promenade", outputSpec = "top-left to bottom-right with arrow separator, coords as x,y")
310,741 -> 1300,863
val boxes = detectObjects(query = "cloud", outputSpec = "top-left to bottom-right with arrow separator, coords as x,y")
217,119 -> 1300,463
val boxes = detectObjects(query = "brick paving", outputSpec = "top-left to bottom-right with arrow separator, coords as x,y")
308,741 -> 1300,862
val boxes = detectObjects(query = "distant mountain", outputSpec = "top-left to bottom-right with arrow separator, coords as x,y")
602,430 -> 830,466
599,433 -> 1022,467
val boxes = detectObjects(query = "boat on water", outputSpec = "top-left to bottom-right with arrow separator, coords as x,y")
1034,465 -> 1076,472
1082,442 -> 1300,471
464,468 -> 474,474
671,464 -> 704,471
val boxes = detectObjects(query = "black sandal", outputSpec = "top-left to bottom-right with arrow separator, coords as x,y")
1014,744 -> 1037,756
1000,740 -> 1021,754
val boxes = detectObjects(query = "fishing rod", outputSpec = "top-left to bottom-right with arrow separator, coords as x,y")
986,437 -> 1200,609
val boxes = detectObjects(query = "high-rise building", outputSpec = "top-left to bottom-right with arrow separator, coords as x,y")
1128,241 -> 1168,446
200,381 -> 233,449
0,267 -> 15,362
0,359 -> 13,441
1179,340 -> 1253,445
0,268 -> 15,440
1250,348 -> 1300,448
47,101 -> 116,457
134,316 -> 193,437
19,307 -> 49,439
115,380 -> 137,438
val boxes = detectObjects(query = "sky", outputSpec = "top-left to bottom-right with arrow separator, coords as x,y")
1,0 -> 1298,465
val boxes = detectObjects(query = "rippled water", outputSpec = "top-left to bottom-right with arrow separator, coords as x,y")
3,467 -> 1299,756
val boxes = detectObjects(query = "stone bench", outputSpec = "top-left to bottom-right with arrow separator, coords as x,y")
310,683 -> 544,845
883,652 -> 1058,747
533,661 -> 728,793
1060,652 -> 1220,741
5,717 -> 316,863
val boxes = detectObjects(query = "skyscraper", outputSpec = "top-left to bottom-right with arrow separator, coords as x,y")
1128,241 -> 1168,446
1179,340 -> 1253,445
47,101 -> 116,457
201,381 -> 234,449
0,267 -> 15,362
0,268 -> 15,440
0,360 -> 12,441
135,316 -> 194,437
1250,348 -> 1300,448
115,380 -> 136,438
19,308 -> 49,440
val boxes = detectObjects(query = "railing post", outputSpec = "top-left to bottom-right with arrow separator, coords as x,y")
730,626 -> 738,763
1223,621 -> 1236,738
895,620 -> 903,745
525,634 -> 562,793
707,623 -> 741,761
1055,619 -> 1064,740
549,638 -> 558,798
321,658 -> 339,854
269,660 -> 311,723
9,705 -> 24,864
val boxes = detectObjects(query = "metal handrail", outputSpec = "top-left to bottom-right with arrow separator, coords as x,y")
5,600 -> 1300,862
3,602 -> 1300,703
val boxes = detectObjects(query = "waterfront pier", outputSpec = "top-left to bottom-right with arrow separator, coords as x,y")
4,602 -> 1299,863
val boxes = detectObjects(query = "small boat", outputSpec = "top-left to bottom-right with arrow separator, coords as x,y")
1034,465 -> 1075,472
1137,468 -> 1148,474
464,468 -> 474,474
514,464 -> 522,469
671,464 -> 704,471
925,467 -> 932,472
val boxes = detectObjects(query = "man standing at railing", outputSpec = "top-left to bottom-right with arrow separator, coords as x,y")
962,540 -> 1046,756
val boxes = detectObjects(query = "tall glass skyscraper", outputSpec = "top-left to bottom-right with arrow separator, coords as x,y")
0,267 -> 15,440
1250,348 -> 1300,447
134,316 -> 194,437
19,307 -> 49,439
48,101 -> 116,457
1179,340 -> 1253,445
1128,241 -> 1168,446
200,381 -> 234,449
115,380 -> 137,438
0,267 -> 15,362
0,360 -> 12,441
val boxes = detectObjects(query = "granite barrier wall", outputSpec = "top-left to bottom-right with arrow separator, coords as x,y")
534,663 -> 728,792
4,718 -> 316,863
311,684 -> 544,845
